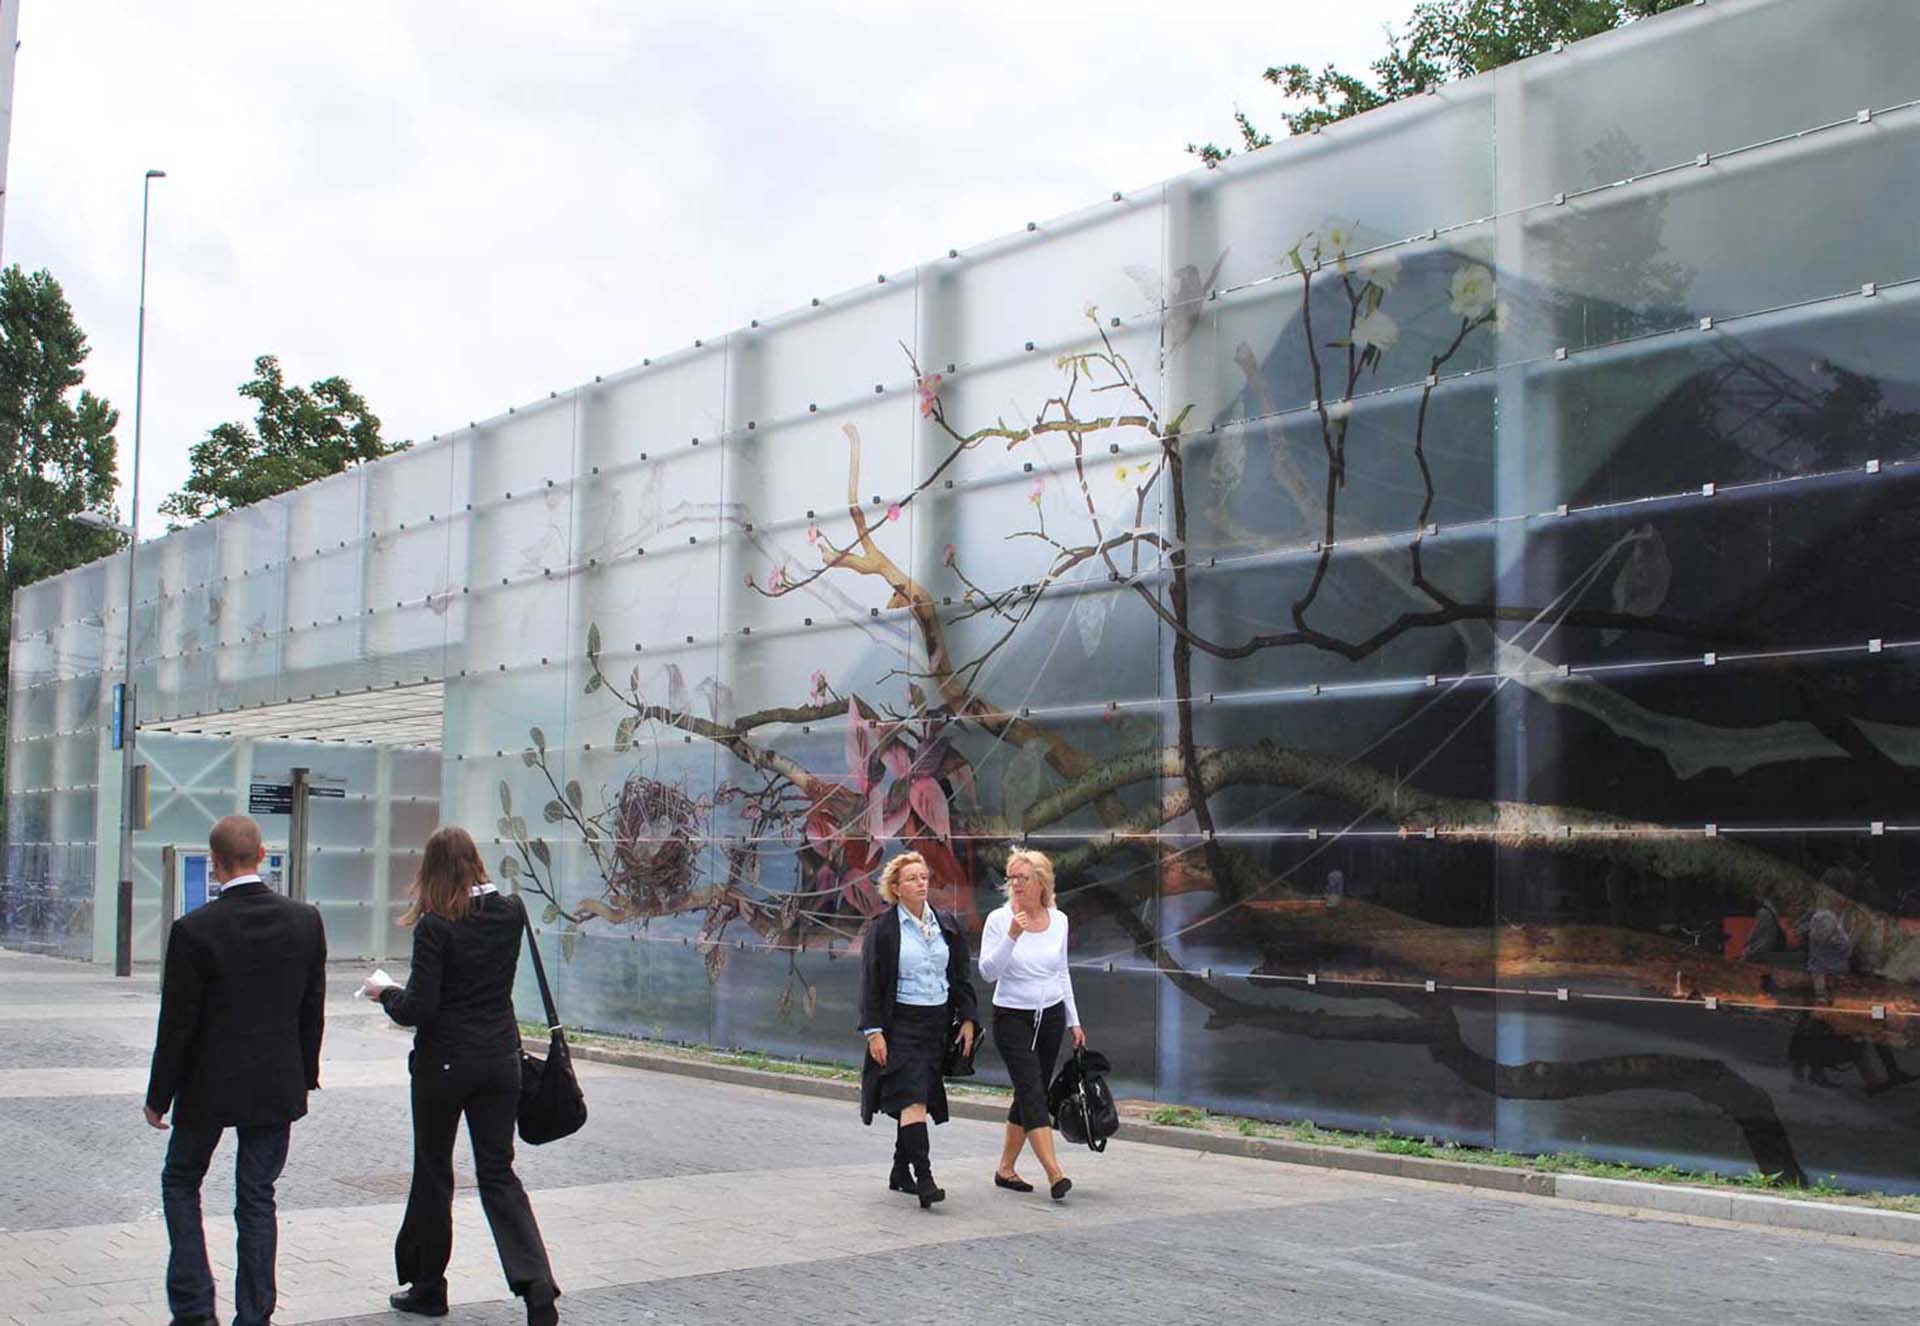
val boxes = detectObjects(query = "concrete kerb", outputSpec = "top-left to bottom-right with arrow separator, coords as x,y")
545,1036 -> 1920,1247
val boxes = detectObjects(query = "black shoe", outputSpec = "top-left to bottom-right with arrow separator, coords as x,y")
169,1316 -> 219,1326
994,1171 -> 1035,1193
1051,1176 -> 1074,1201
390,1285 -> 450,1317
889,1161 -> 915,1194
916,1172 -> 946,1209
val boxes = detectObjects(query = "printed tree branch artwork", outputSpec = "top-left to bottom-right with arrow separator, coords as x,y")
492,219 -> 1919,1179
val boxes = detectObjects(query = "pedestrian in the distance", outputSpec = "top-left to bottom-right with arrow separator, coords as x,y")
979,847 -> 1085,1201
145,814 -> 328,1326
364,826 -> 561,1325
857,850 -> 978,1208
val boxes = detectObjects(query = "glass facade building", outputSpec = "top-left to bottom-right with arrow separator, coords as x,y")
7,0 -> 1919,1189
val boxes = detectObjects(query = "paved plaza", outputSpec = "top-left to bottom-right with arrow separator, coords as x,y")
3,943 -> 1918,1325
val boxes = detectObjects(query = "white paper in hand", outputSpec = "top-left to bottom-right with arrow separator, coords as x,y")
358,968 -> 397,999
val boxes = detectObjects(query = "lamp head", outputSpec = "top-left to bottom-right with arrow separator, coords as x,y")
145,169 -> 166,179
71,510 -> 134,536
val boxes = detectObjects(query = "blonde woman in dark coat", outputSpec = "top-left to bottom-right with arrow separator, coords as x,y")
856,852 -> 978,1208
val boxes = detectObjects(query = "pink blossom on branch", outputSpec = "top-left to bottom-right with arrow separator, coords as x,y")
916,373 -> 943,418
884,502 -> 902,523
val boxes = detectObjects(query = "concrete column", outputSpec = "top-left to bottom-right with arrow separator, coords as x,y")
370,744 -> 394,961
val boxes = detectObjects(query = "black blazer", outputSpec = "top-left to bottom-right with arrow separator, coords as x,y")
145,881 -> 328,1129
856,905 -> 978,1125
379,891 -> 527,1059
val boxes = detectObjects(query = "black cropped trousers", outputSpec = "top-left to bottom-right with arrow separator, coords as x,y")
992,1002 -> 1066,1130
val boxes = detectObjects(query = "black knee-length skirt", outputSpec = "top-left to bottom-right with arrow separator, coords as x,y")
874,1002 -> 949,1118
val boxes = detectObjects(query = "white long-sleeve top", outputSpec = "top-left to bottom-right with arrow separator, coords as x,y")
977,904 -> 1080,1027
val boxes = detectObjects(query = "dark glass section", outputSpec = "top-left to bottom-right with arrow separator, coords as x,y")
1519,652 -> 1920,830
1501,469 -> 1920,667
1525,297 -> 1920,515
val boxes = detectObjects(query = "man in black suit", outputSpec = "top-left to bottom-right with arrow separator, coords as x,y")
145,815 -> 328,1326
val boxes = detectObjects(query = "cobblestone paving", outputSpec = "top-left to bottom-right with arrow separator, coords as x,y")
306,1194 -> 1920,1326
5,944 -> 1919,1326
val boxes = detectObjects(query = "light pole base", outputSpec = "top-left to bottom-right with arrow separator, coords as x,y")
114,879 -> 133,977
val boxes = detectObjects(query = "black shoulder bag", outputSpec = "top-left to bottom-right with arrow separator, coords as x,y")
517,901 -> 588,1145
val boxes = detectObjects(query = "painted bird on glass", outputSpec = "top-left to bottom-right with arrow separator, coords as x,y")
1124,249 -> 1230,365
1601,524 -> 1671,645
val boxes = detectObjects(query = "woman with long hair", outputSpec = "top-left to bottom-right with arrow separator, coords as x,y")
857,850 -> 978,1208
362,827 -> 561,1325
979,848 -> 1085,1201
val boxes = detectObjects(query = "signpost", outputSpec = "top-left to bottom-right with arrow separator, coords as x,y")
247,773 -> 345,903
249,782 -> 344,814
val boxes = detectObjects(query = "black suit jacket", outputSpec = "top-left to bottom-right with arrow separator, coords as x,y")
145,881 -> 329,1129
856,905 -> 977,1124
378,892 -> 527,1059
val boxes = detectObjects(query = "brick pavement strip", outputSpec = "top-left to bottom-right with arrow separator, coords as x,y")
0,1149 -> 1341,1324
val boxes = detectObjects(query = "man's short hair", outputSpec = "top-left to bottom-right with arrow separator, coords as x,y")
209,816 -> 264,873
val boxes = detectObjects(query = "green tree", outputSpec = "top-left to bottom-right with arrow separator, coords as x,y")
1188,0 -> 1694,164
0,265 -> 124,842
159,354 -> 407,525
0,266 -> 124,670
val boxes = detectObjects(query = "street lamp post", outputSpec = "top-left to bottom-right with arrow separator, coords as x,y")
112,168 -> 165,978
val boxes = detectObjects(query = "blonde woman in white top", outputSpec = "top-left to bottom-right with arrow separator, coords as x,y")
978,848 -> 1086,1201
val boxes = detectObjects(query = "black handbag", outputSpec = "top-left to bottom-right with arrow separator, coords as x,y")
1048,1047 -> 1120,1152
517,901 -> 587,1145
942,1020 -> 978,1078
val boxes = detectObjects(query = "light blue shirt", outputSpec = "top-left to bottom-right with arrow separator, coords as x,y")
895,905 -> 951,1008
860,905 -> 953,1036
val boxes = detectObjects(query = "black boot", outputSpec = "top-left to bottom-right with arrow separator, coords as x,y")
889,1122 -> 914,1194
902,1121 -> 944,1209
389,1281 -> 449,1317
525,1279 -> 560,1326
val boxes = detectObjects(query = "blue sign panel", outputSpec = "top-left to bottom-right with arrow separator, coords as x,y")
182,854 -> 208,913
110,682 -> 125,751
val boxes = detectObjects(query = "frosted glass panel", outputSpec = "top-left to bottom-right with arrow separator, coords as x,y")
7,0 -> 1920,1197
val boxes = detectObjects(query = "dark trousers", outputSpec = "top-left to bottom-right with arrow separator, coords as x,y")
161,1120 -> 291,1326
993,1002 -> 1066,1130
396,1051 -> 556,1299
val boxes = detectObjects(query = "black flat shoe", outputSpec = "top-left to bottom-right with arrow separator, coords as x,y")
889,1161 -> 915,1194
916,1173 -> 946,1209
994,1171 -> 1035,1192
1050,1176 -> 1073,1201
389,1286 -> 449,1317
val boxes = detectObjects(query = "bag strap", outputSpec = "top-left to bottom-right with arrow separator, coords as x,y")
1077,1065 -> 1107,1153
518,897 -> 565,1036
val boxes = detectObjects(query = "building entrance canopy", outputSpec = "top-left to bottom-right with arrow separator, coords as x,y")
142,682 -> 444,749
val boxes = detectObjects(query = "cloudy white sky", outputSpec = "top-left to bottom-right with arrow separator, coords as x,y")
9,0 -> 1410,534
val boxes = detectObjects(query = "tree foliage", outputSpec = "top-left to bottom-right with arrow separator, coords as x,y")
159,354 -> 406,525
1188,0 -> 1695,164
0,266 -> 123,675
